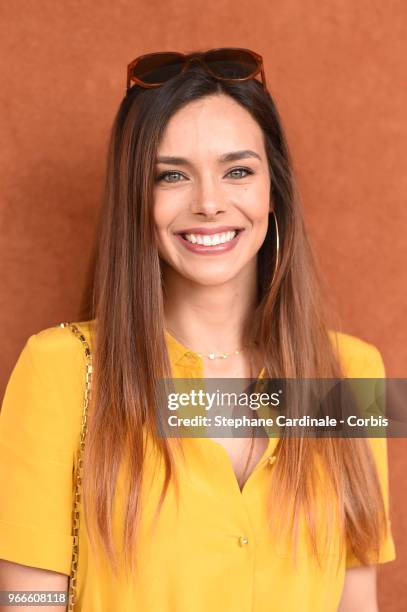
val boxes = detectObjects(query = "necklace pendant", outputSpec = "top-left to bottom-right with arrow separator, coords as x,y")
208,352 -> 216,360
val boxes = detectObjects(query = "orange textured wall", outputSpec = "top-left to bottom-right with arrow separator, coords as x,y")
1,2 -> 406,609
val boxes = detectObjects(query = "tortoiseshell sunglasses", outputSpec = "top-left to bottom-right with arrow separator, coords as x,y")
126,47 -> 267,93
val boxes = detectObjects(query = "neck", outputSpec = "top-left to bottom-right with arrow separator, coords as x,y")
162,261 -> 258,355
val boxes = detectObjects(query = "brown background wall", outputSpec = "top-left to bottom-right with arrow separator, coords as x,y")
1,1 -> 406,608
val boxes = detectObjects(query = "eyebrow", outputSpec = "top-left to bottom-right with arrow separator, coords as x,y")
155,149 -> 262,166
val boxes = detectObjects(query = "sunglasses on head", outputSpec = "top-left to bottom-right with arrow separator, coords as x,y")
126,47 -> 267,94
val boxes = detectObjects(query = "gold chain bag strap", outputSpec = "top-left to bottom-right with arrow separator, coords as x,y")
58,322 -> 93,611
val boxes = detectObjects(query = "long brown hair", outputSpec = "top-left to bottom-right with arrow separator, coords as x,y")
78,60 -> 388,577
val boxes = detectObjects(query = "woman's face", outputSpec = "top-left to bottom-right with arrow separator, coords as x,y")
153,93 -> 272,287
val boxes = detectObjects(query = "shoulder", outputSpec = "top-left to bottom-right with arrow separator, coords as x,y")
328,331 -> 394,554
328,331 -> 390,487
26,318 -> 95,401
30,319 -> 94,356
23,318 -> 92,367
328,329 -> 386,378
1,319 -> 95,447
0,322 -> 96,574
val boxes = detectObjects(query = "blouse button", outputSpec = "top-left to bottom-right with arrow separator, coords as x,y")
268,455 -> 276,465
238,536 -> 249,547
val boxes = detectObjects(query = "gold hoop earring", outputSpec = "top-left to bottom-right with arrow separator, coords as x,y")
270,209 -> 280,286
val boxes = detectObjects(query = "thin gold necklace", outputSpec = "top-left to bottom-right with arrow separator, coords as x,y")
196,347 -> 246,360
167,328 -> 251,360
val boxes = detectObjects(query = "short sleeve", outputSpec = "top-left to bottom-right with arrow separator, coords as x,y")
0,333 -> 74,575
345,344 -> 396,568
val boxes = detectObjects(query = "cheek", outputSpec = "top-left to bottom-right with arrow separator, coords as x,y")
153,189 -> 185,232
152,195 -> 167,232
152,193 -> 181,262
152,198 -> 167,258
240,182 -> 270,222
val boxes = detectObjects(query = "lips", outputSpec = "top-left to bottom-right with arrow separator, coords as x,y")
174,227 -> 244,255
175,226 -> 244,236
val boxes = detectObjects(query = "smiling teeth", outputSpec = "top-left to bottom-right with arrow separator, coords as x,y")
184,231 -> 237,245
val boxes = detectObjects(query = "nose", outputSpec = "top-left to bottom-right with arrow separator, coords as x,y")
189,174 -> 228,218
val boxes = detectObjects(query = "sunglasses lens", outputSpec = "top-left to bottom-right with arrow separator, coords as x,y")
131,53 -> 185,85
204,49 -> 259,79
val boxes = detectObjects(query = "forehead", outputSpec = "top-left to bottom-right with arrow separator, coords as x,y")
157,94 -> 265,155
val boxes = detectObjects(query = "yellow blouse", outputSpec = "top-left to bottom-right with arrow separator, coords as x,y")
0,321 -> 396,612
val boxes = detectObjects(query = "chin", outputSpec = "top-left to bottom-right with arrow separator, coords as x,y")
182,268 -> 243,286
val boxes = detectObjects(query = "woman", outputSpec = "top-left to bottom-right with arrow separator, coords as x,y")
0,48 -> 396,611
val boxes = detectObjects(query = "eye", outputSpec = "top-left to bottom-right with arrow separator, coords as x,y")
155,171 -> 186,183
155,167 -> 255,183
227,167 -> 254,179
